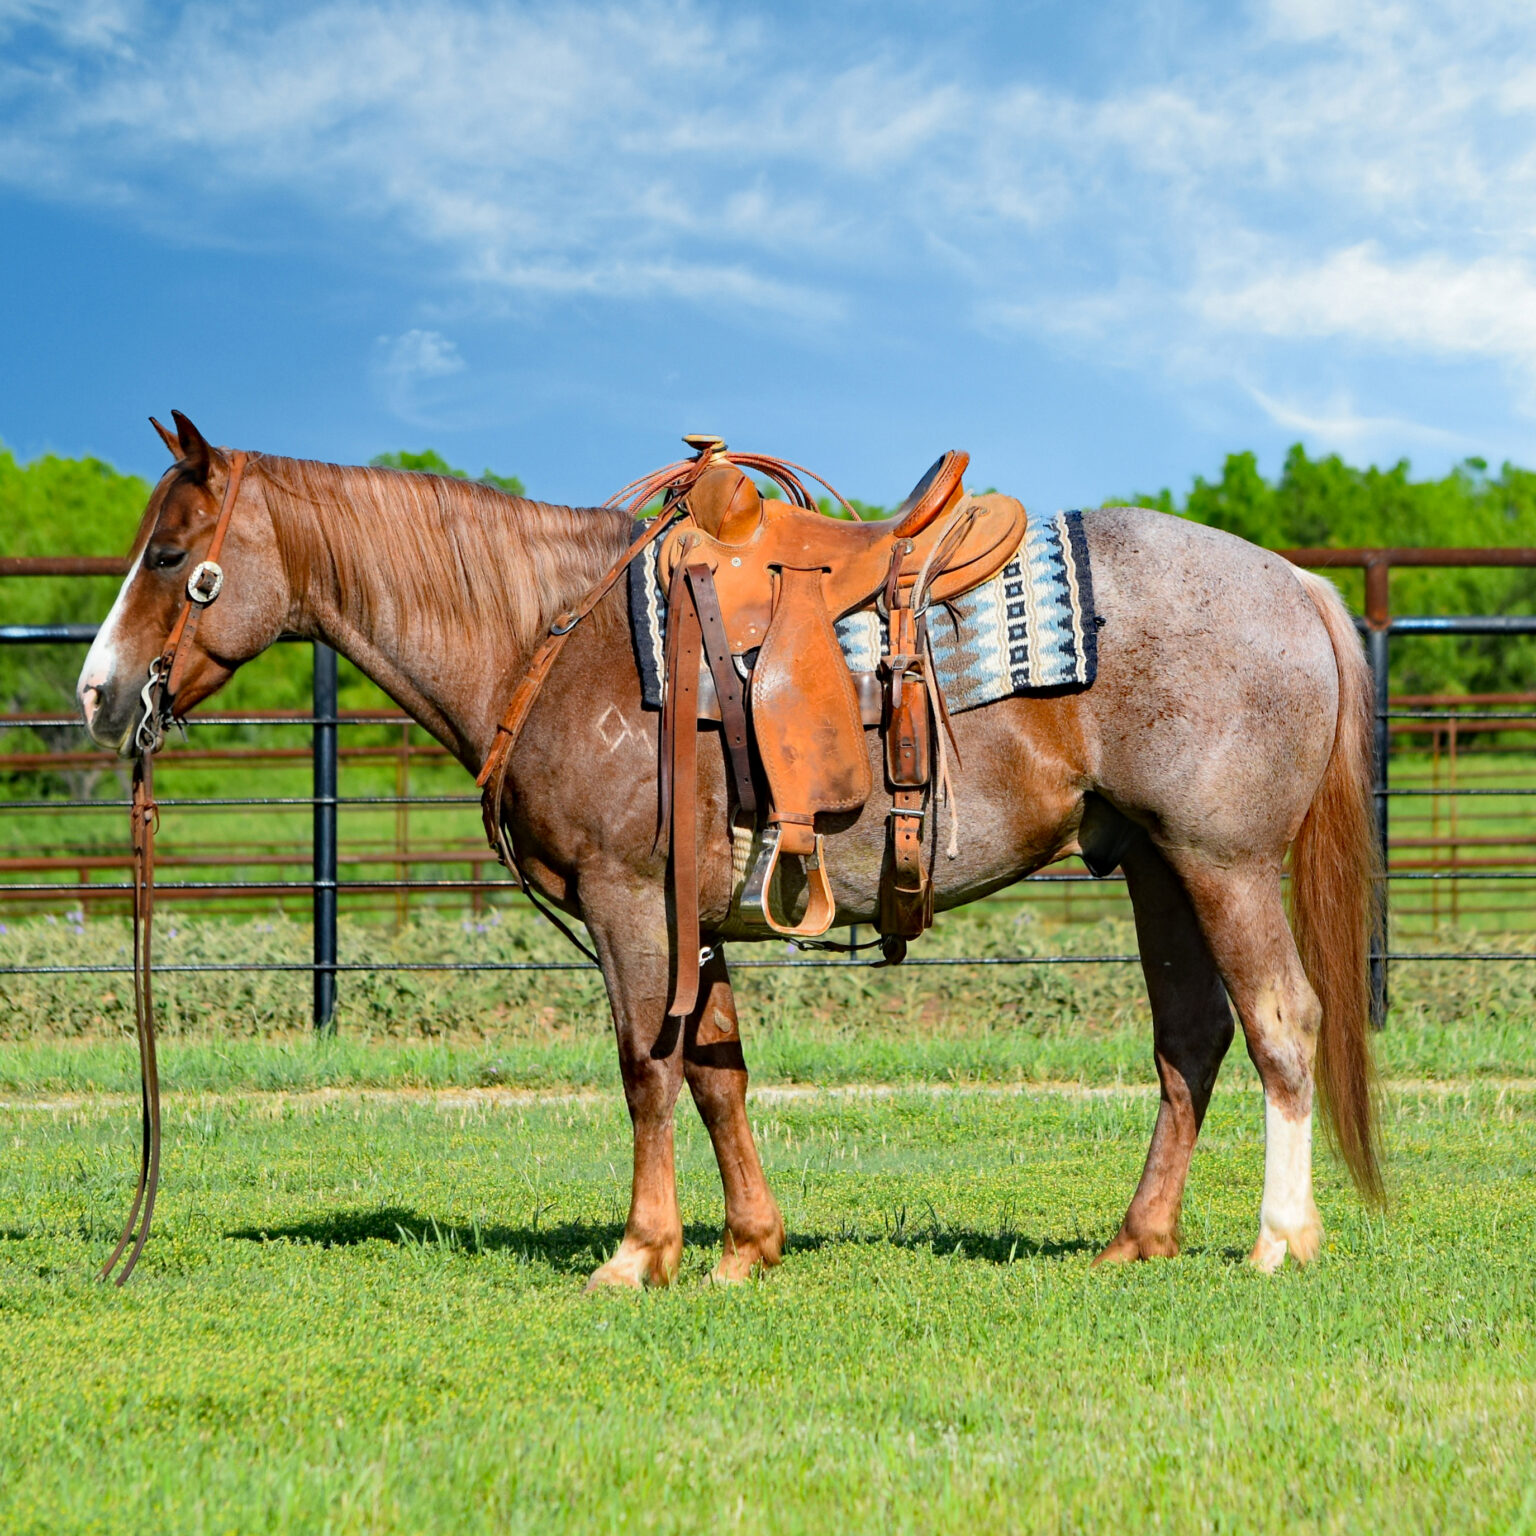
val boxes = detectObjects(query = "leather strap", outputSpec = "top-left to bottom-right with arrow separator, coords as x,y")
163,452 -> 247,702
881,789 -> 931,940
99,756 -> 163,1285
878,580 -> 936,944
686,563 -> 756,819
664,561 -> 705,1017
477,509 -> 681,859
103,449 -> 246,1285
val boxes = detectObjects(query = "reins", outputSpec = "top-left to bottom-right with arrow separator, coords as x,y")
100,450 -> 246,1286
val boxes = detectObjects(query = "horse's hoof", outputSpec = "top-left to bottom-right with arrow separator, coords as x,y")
709,1227 -> 784,1285
1247,1231 -> 1288,1273
1249,1207 -> 1323,1272
1287,1218 -> 1322,1266
1248,1224 -> 1322,1273
1093,1226 -> 1180,1265
584,1237 -> 680,1292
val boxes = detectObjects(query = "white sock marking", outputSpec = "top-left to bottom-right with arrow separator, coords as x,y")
1260,1096 -> 1314,1241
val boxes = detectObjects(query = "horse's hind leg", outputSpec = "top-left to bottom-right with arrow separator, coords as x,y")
1171,857 -> 1325,1271
1096,829 -> 1235,1264
682,951 -> 785,1283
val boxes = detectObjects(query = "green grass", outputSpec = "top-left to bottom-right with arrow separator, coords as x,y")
4,904 -> 1536,1094
1,1079 -> 1534,1533
3,903 -> 1536,1531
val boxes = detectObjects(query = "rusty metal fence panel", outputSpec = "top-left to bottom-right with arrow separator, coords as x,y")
3,548 -> 1534,1028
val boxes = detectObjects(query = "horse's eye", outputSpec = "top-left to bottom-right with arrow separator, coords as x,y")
147,545 -> 188,571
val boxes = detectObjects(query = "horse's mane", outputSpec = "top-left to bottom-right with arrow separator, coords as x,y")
253,456 -> 633,653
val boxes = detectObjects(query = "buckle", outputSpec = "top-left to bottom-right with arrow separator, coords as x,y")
186,560 -> 224,605
548,610 -> 580,635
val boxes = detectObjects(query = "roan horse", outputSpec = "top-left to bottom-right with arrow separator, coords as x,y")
77,413 -> 1380,1287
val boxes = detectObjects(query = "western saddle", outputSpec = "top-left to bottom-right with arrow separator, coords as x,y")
479,437 -> 1026,1016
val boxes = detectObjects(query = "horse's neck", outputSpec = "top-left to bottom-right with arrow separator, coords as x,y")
263,463 -> 630,771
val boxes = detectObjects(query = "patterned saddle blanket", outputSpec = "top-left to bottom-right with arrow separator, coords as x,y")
629,508 -> 1100,714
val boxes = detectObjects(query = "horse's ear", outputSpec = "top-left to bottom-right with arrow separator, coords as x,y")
170,410 -> 213,483
149,416 -> 181,458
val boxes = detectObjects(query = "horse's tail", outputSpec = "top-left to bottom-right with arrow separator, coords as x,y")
1290,569 -> 1384,1202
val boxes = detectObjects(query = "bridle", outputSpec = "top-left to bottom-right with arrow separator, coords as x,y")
100,449 -> 247,1286
99,442 -> 850,1279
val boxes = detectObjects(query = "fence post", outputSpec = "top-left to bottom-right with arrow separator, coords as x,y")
1364,555 -> 1390,1028
313,642 -> 338,1031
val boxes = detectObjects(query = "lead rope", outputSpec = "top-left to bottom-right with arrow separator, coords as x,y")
98,449 -> 246,1284
98,753 -> 162,1285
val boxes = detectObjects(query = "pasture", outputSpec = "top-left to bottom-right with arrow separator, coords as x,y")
2,908 -> 1535,1533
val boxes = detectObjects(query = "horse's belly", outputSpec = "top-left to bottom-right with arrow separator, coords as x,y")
710,692 -> 1090,933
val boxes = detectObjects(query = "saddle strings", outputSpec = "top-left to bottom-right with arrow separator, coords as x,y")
907,501 -> 981,861
603,449 -> 862,521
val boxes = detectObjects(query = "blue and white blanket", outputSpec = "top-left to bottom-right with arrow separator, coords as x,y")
628,508 -> 1098,713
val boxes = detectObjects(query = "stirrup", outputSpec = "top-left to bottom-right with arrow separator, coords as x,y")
739,826 -> 838,938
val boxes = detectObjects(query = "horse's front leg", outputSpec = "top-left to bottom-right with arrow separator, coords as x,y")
584,911 -> 688,1290
582,897 -> 783,1288
683,950 -> 784,1283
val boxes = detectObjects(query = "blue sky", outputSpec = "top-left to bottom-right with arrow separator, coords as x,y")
2,0 -> 1534,512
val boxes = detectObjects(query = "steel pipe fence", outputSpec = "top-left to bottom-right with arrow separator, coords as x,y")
3,546 -> 1535,1028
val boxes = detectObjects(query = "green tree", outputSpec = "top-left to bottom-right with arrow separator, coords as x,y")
369,450 -> 524,497
1116,446 -> 1536,695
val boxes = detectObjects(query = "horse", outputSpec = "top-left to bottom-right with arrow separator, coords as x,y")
76,413 -> 1380,1288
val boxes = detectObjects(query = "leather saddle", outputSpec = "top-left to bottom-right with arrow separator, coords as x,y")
478,436 -> 1027,1020
654,439 -> 1025,1013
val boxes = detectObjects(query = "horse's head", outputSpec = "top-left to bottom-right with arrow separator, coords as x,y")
77,413 -> 289,753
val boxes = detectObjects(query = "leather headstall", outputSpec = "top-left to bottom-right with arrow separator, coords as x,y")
100,448 -> 247,1286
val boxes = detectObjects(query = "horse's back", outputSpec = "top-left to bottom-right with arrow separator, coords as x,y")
1079,505 -> 1342,856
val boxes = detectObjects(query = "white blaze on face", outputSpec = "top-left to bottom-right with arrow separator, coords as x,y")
76,548 -> 144,736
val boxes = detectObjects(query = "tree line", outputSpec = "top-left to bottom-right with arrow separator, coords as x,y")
2,440 -> 1532,727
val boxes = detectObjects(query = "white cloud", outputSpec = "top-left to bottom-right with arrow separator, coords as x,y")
376,329 -> 464,381
0,1 -> 846,317
372,328 -> 465,422
1201,245 -> 1536,367
5,0 -> 1536,437
1245,385 -> 1471,455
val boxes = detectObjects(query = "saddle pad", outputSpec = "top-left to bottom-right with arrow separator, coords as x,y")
628,509 -> 1098,715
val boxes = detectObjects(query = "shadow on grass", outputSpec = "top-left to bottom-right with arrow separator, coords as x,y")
789,1229 -> 1101,1264
225,1206 -> 707,1276
224,1205 -> 1102,1272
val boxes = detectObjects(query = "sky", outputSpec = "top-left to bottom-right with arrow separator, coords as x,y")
3,0 -> 1535,512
